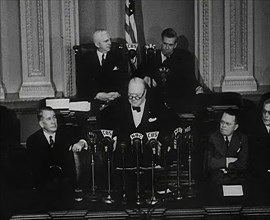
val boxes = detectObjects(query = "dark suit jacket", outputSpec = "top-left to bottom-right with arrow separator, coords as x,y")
114,94 -> 175,167
249,119 -> 270,177
136,49 -> 201,112
207,130 -> 248,185
77,44 -> 129,100
26,126 -> 82,187
208,131 -> 248,172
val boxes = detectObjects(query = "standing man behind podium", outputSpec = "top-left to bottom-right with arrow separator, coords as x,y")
207,109 -> 248,185
26,107 -> 88,196
113,77 -> 174,194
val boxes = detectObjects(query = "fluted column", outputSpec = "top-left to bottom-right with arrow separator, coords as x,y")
19,0 -> 54,98
0,75 -> 5,99
195,0 -> 213,91
222,0 -> 257,92
60,0 -> 79,97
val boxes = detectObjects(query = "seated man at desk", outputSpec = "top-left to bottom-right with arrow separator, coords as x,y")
77,29 -> 128,128
26,106 -> 88,198
207,109 -> 248,185
136,28 -> 203,112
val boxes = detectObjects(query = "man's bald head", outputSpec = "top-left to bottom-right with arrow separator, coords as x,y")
128,77 -> 147,107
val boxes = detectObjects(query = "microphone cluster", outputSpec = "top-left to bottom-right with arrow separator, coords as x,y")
84,126 -> 195,203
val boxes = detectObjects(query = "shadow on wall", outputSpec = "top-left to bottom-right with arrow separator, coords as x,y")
0,106 -> 20,146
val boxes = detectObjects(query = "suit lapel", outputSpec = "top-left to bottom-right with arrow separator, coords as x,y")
217,132 -> 228,154
39,129 -> 50,149
157,50 -> 162,66
228,133 -> 241,153
128,105 -> 136,129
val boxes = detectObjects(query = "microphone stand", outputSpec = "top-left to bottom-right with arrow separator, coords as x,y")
185,134 -> 196,198
87,133 -> 99,202
145,44 -> 156,88
162,139 -> 171,201
174,134 -> 183,200
121,143 -> 127,204
135,139 -> 143,205
147,141 -> 159,205
103,139 -> 114,204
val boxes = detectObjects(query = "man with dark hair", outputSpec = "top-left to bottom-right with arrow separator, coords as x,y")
136,27 -> 203,112
207,109 -> 248,184
26,106 -> 88,196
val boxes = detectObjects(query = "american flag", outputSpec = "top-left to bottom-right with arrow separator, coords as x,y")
125,0 -> 138,44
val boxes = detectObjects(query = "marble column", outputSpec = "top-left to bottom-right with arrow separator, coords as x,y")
195,0 -> 213,90
222,0 -> 257,92
0,75 -> 5,99
19,0 -> 54,98
60,0 -> 79,97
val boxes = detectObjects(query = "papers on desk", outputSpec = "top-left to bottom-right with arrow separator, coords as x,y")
46,98 -> 69,109
157,188 -> 172,195
69,101 -> 90,112
222,185 -> 243,197
207,105 -> 239,111
46,98 -> 91,112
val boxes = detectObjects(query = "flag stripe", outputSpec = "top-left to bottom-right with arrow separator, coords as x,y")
125,0 -> 137,44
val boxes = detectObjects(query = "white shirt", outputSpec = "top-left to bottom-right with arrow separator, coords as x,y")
43,131 -> 56,145
131,100 -> 146,128
266,125 -> 270,133
97,50 -> 107,66
161,52 -> 167,63
224,135 -> 232,143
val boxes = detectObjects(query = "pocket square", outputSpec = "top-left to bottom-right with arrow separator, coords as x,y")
148,117 -> 157,122
113,66 -> 119,71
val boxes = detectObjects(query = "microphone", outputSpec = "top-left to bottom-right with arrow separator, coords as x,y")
126,43 -> 138,59
158,67 -> 170,84
145,44 -> 156,55
120,141 -> 126,155
146,131 -> 160,155
130,133 -> 143,153
100,129 -> 114,152
87,131 -> 97,153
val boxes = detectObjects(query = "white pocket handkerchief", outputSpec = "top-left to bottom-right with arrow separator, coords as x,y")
113,66 -> 119,71
148,117 -> 157,122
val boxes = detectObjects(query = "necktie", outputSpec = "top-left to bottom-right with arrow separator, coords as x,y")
101,54 -> 106,66
225,136 -> 229,147
49,135 -> 54,148
132,106 -> 141,112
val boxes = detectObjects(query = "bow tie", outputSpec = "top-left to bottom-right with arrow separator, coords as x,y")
132,106 -> 141,112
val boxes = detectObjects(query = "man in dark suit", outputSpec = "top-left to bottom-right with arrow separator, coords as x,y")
77,30 -> 128,124
249,97 -> 270,180
113,77 -> 175,195
77,29 -> 128,101
136,28 -> 203,112
26,107 -> 88,195
115,77 -> 174,165
207,109 -> 248,185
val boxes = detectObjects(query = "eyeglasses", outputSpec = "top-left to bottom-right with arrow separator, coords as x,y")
263,109 -> 270,115
220,120 -> 234,127
128,90 -> 145,101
